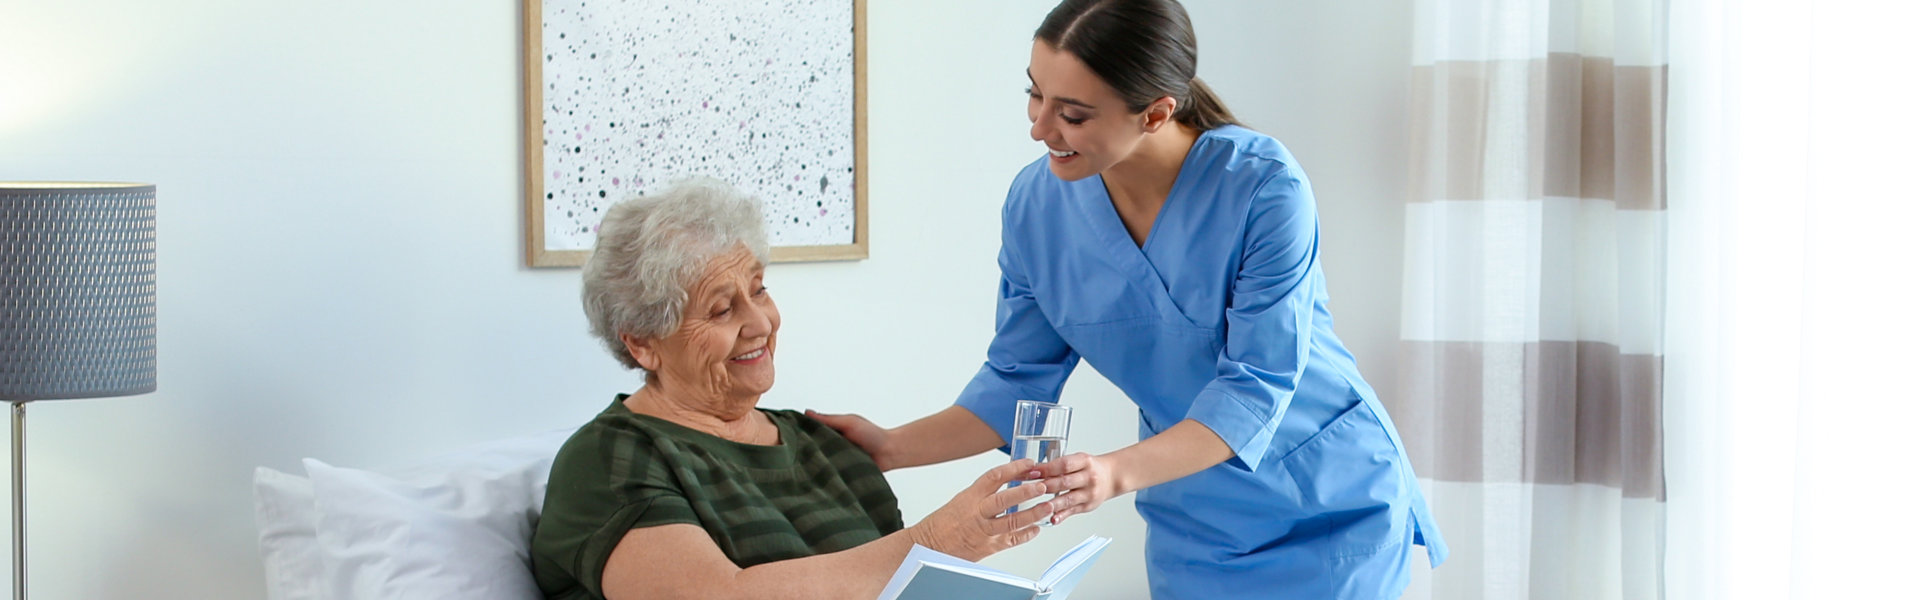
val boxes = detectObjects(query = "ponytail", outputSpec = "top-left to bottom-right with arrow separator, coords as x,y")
1176,77 -> 1238,130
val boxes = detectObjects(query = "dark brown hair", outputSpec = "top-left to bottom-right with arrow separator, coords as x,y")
1034,0 -> 1238,130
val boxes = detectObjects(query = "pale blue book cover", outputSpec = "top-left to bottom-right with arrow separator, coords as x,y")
876,536 -> 1111,600
887,564 -> 1040,600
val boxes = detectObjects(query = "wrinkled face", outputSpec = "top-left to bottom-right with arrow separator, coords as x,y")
629,244 -> 779,404
1026,40 -> 1158,181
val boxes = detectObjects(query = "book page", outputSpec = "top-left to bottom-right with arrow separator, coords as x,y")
1036,536 -> 1112,599
878,544 -> 1033,600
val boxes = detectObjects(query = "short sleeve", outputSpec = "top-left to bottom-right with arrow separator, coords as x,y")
531,427 -> 699,599
573,494 -> 698,598
1182,167 -> 1321,472
954,198 -> 1080,448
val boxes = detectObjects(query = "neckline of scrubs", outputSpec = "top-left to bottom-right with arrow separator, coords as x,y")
1087,130 -> 1213,254
1076,128 -> 1218,329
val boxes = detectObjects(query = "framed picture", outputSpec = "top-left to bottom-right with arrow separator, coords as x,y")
521,0 -> 868,267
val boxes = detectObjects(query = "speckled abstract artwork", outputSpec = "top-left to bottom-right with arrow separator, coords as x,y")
540,0 -> 856,251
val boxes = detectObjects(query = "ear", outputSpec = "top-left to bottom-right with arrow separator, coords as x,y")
1140,96 -> 1179,133
621,333 -> 661,371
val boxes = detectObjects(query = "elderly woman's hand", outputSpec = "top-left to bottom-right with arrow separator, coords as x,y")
907,459 -> 1054,561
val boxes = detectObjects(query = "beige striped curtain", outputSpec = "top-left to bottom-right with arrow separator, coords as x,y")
1392,1 -> 1667,598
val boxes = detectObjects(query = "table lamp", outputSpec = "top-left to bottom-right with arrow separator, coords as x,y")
0,182 -> 156,600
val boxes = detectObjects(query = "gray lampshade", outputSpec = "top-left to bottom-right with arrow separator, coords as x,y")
0,182 -> 157,402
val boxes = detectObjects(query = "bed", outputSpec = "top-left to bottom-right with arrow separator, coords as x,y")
251,428 -> 573,600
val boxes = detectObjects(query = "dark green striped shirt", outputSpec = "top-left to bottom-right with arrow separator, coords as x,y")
531,396 -> 904,600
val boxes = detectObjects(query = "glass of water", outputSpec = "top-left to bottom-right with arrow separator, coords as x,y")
1007,400 -> 1071,522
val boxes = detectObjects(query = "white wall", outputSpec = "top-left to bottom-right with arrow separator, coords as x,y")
0,1 -> 1412,597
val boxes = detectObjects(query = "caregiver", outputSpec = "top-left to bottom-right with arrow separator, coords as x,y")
813,0 -> 1447,597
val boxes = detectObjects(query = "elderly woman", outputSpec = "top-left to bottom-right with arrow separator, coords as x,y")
530,177 -> 1052,600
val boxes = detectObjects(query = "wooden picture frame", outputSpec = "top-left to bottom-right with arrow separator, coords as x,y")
521,0 -> 868,267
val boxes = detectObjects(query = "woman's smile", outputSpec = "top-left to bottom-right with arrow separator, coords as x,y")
730,347 -> 769,363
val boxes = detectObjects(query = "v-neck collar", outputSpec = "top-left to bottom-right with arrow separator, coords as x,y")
1067,128 -> 1216,328
1077,128 -> 1211,267
1093,131 -> 1209,254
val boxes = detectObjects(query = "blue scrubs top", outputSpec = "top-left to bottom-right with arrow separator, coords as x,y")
956,126 -> 1447,599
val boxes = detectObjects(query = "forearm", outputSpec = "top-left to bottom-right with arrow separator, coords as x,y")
883,405 -> 1004,470
610,524 -> 928,600
612,460 -> 1050,600
1105,419 -> 1235,495
722,529 -> 925,600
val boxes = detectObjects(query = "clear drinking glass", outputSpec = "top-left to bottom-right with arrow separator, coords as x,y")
1007,400 -> 1071,522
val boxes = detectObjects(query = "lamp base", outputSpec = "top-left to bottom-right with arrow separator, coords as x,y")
12,402 -> 23,600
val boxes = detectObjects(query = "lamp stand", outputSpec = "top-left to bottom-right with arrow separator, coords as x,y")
10,402 -> 22,600
2,181 -> 157,600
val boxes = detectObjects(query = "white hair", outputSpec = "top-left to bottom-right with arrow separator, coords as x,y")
581,177 -> 770,371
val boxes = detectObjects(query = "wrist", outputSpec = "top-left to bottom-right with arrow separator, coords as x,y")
875,428 -> 902,471
905,522 -> 969,559
904,523 -> 936,549
1105,420 -> 1234,493
1096,452 -> 1134,497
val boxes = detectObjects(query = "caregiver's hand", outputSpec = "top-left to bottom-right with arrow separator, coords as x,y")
1034,452 -> 1123,525
805,409 -> 900,471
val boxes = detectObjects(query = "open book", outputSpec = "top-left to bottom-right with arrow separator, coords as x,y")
875,535 -> 1112,600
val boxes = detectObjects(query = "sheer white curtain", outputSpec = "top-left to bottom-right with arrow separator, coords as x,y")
1664,1 -> 1920,598
1398,1 -> 1667,598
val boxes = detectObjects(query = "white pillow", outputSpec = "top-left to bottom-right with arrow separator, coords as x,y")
253,466 -> 323,600
296,428 -> 573,600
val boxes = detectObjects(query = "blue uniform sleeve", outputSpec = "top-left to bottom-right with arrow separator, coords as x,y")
1183,168 -> 1319,472
954,206 -> 1080,450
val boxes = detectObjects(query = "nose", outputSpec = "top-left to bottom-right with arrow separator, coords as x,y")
739,296 -> 776,340
1030,112 -> 1054,142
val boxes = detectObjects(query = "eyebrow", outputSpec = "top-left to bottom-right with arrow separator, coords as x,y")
701,281 -> 738,305
1026,69 -> 1097,109
701,268 -> 763,302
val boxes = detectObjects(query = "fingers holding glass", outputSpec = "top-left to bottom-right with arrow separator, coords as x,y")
1006,400 -> 1071,523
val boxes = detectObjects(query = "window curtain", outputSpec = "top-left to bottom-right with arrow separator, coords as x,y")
1664,1 -> 1920,598
1393,1 -> 1668,598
